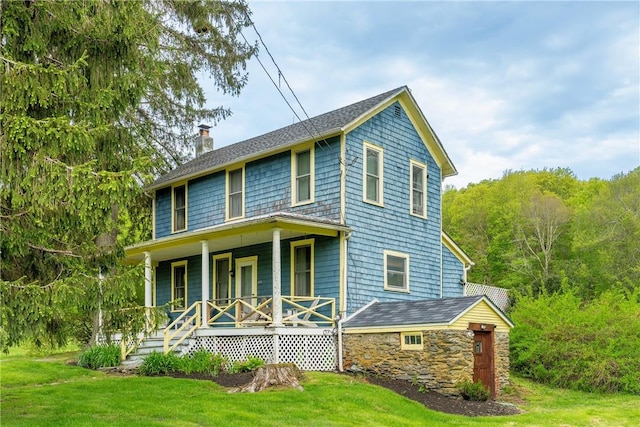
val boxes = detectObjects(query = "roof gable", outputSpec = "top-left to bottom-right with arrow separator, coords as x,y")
150,86 -> 457,190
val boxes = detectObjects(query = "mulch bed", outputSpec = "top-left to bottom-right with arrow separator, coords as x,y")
115,368 -> 522,417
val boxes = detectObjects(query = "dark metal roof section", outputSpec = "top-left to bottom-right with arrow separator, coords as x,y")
343,295 -> 487,328
151,86 -> 407,188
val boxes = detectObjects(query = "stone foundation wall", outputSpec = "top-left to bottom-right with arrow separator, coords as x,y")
343,329 -> 510,396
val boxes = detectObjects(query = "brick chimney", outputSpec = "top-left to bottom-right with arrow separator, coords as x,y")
195,124 -> 214,157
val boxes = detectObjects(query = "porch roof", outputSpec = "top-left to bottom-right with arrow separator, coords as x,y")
342,295 -> 514,330
125,212 -> 350,263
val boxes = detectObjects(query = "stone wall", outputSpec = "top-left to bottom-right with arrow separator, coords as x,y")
495,331 -> 510,391
343,329 -> 510,397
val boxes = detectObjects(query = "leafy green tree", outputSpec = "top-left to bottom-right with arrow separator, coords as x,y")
0,0 -> 256,351
571,168 -> 640,297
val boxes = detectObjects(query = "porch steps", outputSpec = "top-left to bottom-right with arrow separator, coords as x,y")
120,330 -> 190,367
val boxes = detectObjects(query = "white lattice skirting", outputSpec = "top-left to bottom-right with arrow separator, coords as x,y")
185,328 -> 337,371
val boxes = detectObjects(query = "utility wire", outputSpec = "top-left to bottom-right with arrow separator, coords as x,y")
239,9 -> 333,151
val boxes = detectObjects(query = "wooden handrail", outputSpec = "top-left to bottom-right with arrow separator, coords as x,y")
163,301 -> 201,353
207,296 -> 335,327
120,308 -> 156,361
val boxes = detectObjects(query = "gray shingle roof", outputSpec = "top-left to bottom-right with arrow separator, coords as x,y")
343,295 -> 489,328
151,86 -> 408,189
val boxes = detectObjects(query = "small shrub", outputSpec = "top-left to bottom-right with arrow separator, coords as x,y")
229,355 -> 265,373
180,349 -> 227,376
78,344 -> 121,369
456,380 -> 490,401
139,351 -> 180,375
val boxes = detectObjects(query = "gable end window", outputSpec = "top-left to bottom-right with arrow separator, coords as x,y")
172,184 -> 187,232
410,160 -> 427,218
384,250 -> 409,292
292,146 -> 315,206
171,261 -> 188,311
226,167 -> 244,220
291,239 -> 314,297
400,332 -> 423,350
363,142 -> 383,206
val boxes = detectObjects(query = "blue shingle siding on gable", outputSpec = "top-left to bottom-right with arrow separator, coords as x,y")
442,243 -> 465,297
344,102 -> 446,312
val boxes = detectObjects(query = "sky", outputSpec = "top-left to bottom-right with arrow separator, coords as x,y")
203,0 -> 640,189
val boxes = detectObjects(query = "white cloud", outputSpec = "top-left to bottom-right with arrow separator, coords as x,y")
203,1 -> 639,188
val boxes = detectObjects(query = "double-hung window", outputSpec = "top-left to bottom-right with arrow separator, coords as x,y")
363,142 -> 383,205
291,239 -> 314,297
172,184 -> 187,232
384,250 -> 409,292
292,146 -> 314,205
171,261 -> 188,311
226,167 -> 244,220
410,160 -> 427,218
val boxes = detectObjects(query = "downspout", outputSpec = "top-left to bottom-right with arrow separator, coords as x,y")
337,230 -> 352,372
439,180 -> 444,298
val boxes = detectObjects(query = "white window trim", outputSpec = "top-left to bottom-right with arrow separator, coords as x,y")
290,238 -> 315,297
400,332 -> 424,350
363,141 -> 384,207
383,250 -> 410,293
171,260 -> 188,312
291,144 -> 315,207
171,183 -> 188,233
410,159 -> 427,219
225,166 -> 245,221
212,253 -> 232,307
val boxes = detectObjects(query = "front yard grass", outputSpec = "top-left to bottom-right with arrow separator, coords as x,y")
1,348 -> 638,426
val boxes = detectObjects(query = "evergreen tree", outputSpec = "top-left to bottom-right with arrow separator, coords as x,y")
0,0 -> 256,350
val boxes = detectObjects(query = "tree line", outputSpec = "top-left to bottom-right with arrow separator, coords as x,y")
443,167 -> 639,299
443,167 -> 640,394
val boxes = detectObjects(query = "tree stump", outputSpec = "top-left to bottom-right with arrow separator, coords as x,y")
229,363 -> 304,393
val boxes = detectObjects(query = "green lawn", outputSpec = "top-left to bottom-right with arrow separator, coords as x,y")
1,348 -> 638,426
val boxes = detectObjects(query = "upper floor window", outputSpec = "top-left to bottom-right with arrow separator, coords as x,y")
172,184 -> 187,232
410,160 -> 427,218
226,167 -> 244,220
292,146 -> 315,206
384,250 -> 409,292
363,142 -> 383,206
171,261 -> 187,311
291,238 -> 314,297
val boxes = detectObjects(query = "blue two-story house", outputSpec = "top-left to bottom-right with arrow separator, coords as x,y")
125,86 -> 512,394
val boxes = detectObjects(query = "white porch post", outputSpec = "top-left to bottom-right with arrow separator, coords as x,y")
272,228 -> 283,326
144,251 -> 152,307
201,240 -> 210,326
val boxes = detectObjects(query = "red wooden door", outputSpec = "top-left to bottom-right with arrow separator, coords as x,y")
472,331 -> 495,397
